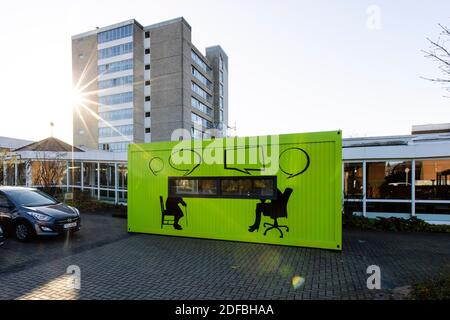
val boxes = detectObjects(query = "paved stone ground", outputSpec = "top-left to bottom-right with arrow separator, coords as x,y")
0,213 -> 449,300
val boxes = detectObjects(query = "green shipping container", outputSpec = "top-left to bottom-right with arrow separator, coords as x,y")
128,131 -> 342,250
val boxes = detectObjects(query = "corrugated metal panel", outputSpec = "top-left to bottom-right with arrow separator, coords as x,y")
128,131 -> 342,250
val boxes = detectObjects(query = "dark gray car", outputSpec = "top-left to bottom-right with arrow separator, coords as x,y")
0,187 -> 80,241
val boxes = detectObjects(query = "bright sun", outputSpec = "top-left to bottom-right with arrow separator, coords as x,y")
70,88 -> 84,109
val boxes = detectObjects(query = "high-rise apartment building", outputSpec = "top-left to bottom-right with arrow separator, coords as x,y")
72,17 -> 228,152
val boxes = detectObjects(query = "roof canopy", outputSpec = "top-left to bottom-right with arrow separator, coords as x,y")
14,137 -> 84,152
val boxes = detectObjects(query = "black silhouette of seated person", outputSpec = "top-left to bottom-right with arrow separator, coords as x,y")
248,188 -> 292,233
166,197 -> 186,230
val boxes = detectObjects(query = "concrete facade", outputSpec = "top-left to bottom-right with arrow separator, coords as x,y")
72,33 -> 99,150
72,17 -> 228,150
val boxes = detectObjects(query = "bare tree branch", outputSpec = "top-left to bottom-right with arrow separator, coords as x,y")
424,23 -> 450,96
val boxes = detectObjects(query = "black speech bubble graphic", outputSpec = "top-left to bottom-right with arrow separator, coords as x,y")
149,157 -> 164,176
169,149 -> 202,176
224,146 -> 266,175
279,148 -> 310,179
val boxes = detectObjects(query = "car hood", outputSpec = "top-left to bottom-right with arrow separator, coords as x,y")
22,203 -> 78,220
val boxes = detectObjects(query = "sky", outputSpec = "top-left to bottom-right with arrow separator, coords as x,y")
0,0 -> 449,143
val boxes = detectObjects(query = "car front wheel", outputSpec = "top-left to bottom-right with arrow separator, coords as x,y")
15,222 -> 34,242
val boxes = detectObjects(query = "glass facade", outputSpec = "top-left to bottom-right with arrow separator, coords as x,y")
98,42 -> 133,60
16,162 -> 26,186
191,97 -> 213,116
99,125 -> 133,138
99,92 -> 133,105
191,112 -> 212,129
344,158 -> 450,218
344,162 -> 363,199
83,163 -> 98,188
1,160 -> 127,204
415,159 -> 450,200
99,109 -> 133,122
191,50 -> 211,73
366,161 -> 412,200
98,59 -> 133,75
99,142 -> 130,152
98,75 -> 134,89
191,127 -> 210,140
98,24 -> 133,44
100,163 -> 115,189
191,82 -> 212,101
191,66 -> 212,88
68,162 -> 82,186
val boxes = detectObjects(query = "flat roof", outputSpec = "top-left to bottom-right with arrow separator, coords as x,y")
71,17 -> 190,40
72,19 -> 142,40
0,136 -> 34,150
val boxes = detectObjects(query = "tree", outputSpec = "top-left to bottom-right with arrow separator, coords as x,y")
423,23 -> 450,97
32,152 -> 67,196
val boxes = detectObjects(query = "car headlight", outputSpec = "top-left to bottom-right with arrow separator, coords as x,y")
70,206 -> 80,216
27,212 -> 52,221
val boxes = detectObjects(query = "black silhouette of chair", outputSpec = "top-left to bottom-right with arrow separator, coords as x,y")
263,188 -> 293,238
160,196 -> 175,229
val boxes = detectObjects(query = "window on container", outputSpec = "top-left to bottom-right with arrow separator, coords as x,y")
169,178 -> 218,196
221,178 -> 275,199
145,128 -> 151,133
145,48 -> 150,55
344,162 -> 363,199
145,31 -> 150,38
366,161 -> 412,200
415,159 -> 450,201
145,112 -> 151,118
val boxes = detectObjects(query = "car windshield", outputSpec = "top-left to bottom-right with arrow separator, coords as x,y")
6,189 -> 59,207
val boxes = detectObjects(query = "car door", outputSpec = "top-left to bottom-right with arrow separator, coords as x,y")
0,192 -> 14,230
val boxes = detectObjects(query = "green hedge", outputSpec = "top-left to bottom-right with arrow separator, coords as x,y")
343,215 -> 450,233
57,190 -> 127,215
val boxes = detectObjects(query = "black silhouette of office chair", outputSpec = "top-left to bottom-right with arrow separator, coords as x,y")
263,188 -> 293,238
160,196 -> 175,229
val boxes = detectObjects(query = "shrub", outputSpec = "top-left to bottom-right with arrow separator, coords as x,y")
343,215 -> 450,233
409,274 -> 450,300
58,190 -> 127,215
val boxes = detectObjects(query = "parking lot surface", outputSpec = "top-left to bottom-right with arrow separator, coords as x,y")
1,213 -> 449,300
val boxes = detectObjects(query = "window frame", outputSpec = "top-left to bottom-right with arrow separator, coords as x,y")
168,176 -> 278,200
